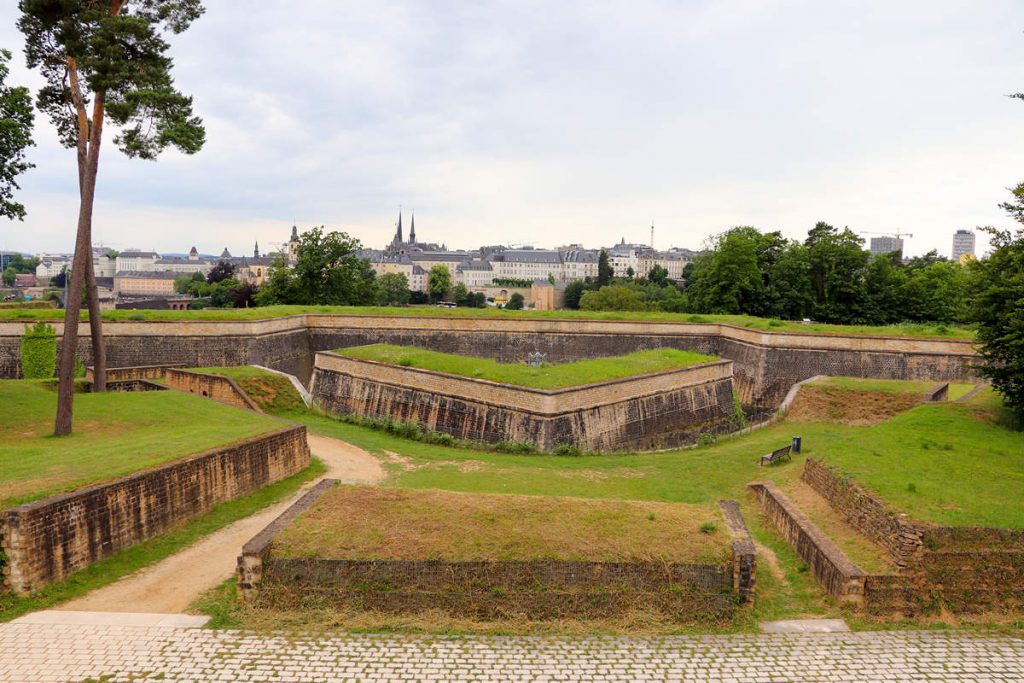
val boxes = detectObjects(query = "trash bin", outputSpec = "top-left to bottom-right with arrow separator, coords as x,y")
792,436 -> 802,454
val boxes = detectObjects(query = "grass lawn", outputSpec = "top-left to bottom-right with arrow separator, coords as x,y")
810,376 -> 976,398
276,485 -> 729,564
0,380 -> 287,508
334,345 -> 718,389
1,458 -> 326,623
0,304 -> 975,339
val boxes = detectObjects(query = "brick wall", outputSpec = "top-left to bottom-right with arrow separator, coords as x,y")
749,481 -> 867,603
163,368 -> 262,412
1,425 -> 309,595
310,355 -> 736,450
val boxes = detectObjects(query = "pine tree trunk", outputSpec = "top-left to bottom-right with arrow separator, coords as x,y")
85,248 -> 106,392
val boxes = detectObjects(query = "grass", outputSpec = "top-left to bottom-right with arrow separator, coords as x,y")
284,395 -> 1023,529
0,457 -> 326,623
0,304 -> 976,339
334,345 -> 718,389
0,380 -> 286,508
275,485 -> 730,564
190,366 -> 305,413
811,376 -> 975,397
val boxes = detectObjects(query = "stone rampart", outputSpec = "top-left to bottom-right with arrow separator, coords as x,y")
163,368 -> 262,412
0,314 -> 978,406
310,352 -> 736,450
749,481 -> 866,603
84,363 -> 183,382
1,425 -> 309,595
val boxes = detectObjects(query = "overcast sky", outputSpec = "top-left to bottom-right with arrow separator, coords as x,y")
1,0 -> 1022,257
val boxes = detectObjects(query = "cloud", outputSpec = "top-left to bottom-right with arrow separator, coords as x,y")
1,0 -> 1021,257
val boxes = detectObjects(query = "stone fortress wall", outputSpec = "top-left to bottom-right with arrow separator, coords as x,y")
311,352 -> 736,451
0,314 -> 978,407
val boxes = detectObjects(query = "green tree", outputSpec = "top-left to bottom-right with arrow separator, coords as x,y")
376,272 -> 411,306
683,227 -> 763,314
968,221 -> 1024,421
505,292 -> 525,310
597,249 -> 613,286
19,0 -> 207,433
563,280 -> 590,309
579,285 -> 655,311
206,260 -> 235,284
0,49 -> 34,221
767,241 -> 814,320
805,222 -> 869,323
451,282 -> 470,306
427,265 -> 452,303
647,265 -> 669,287
173,274 -> 192,294
255,227 -> 376,306
2,266 -> 15,286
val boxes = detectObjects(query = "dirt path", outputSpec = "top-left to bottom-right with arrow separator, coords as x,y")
58,433 -> 385,614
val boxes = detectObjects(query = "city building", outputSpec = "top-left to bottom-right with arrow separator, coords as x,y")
113,270 -> 179,297
869,236 -> 904,256
952,229 -> 976,262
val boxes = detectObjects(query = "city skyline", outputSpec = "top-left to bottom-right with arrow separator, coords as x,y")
1,1 -> 1022,256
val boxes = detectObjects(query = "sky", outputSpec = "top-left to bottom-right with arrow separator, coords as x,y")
1,0 -> 1022,258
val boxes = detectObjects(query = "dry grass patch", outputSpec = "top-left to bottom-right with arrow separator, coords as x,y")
274,486 -> 730,564
788,385 -> 922,425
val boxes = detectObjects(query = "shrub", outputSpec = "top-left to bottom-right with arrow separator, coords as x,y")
20,322 -> 57,379
493,439 -> 538,454
699,521 -> 717,534
550,443 -> 583,456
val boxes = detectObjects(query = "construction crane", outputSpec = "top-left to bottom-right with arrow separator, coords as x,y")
859,229 -> 914,240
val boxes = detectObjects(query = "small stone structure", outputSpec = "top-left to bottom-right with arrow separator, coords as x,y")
163,368 -> 261,412
238,482 -> 756,624
2,425 -> 310,595
311,351 -> 736,451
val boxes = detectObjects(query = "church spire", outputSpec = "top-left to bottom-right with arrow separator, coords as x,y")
394,209 -> 403,244
254,240 -> 260,259
409,212 -> 416,244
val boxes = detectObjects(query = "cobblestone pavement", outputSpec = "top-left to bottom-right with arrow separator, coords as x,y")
2,622 -> 1023,682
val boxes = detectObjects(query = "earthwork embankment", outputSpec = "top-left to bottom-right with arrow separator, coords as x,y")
0,315 -> 977,406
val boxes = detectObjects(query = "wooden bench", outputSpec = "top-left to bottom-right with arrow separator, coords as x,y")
759,445 -> 792,467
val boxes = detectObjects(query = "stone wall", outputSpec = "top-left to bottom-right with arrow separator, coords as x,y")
310,353 -> 736,451
163,368 -> 262,412
798,458 -> 1024,616
801,458 -> 925,567
238,481 -> 751,624
0,314 -> 978,406
2,425 -> 309,595
84,363 -> 183,382
749,481 -> 866,603
718,499 -> 756,604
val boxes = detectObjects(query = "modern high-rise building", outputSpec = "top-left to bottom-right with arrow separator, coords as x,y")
869,236 -> 903,256
952,229 -> 976,262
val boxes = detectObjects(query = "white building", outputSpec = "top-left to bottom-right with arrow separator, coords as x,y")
952,229 -> 976,262
115,250 -> 160,272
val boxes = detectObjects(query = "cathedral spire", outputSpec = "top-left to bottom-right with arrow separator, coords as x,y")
254,240 -> 260,259
409,212 -> 416,244
394,209 -> 403,244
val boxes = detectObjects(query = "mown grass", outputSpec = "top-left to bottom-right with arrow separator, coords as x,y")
0,304 -> 976,339
1,458 -> 326,623
0,380 -> 286,508
335,345 -> 719,389
275,485 -> 730,564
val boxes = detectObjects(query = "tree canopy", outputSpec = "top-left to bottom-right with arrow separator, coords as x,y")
256,227 -> 377,306
0,48 -> 34,220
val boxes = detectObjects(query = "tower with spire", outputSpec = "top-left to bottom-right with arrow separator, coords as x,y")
254,241 -> 260,259
409,212 -> 416,244
392,210 -> 403,245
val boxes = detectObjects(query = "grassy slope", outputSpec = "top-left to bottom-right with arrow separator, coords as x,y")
335,345 -> 718,389
190,366 -> 305,414
1,459 -> 326,623
0,380 -> 286,508
0,304 -> 975,339
286,398 -> 1023,529
811,376 -> 976,397
276,485 -> 729,563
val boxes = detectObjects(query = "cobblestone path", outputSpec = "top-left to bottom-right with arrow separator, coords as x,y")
2,622 -> 1023,682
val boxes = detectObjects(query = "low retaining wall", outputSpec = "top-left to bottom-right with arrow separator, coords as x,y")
311,352 -> 736,451
163,368 -> 262,412
239,483 -> 752,624
749,481 -> 866,603
718,499 -> 756,604
2,425 -> 310,594
85,363 -> 183,382
798,458 -> 1024,615
801,458 -> 925,567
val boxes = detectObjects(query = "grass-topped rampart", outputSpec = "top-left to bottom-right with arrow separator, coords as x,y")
0,379 -> 285,508
0,304 -> 975,339
334,344 -> 719,389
